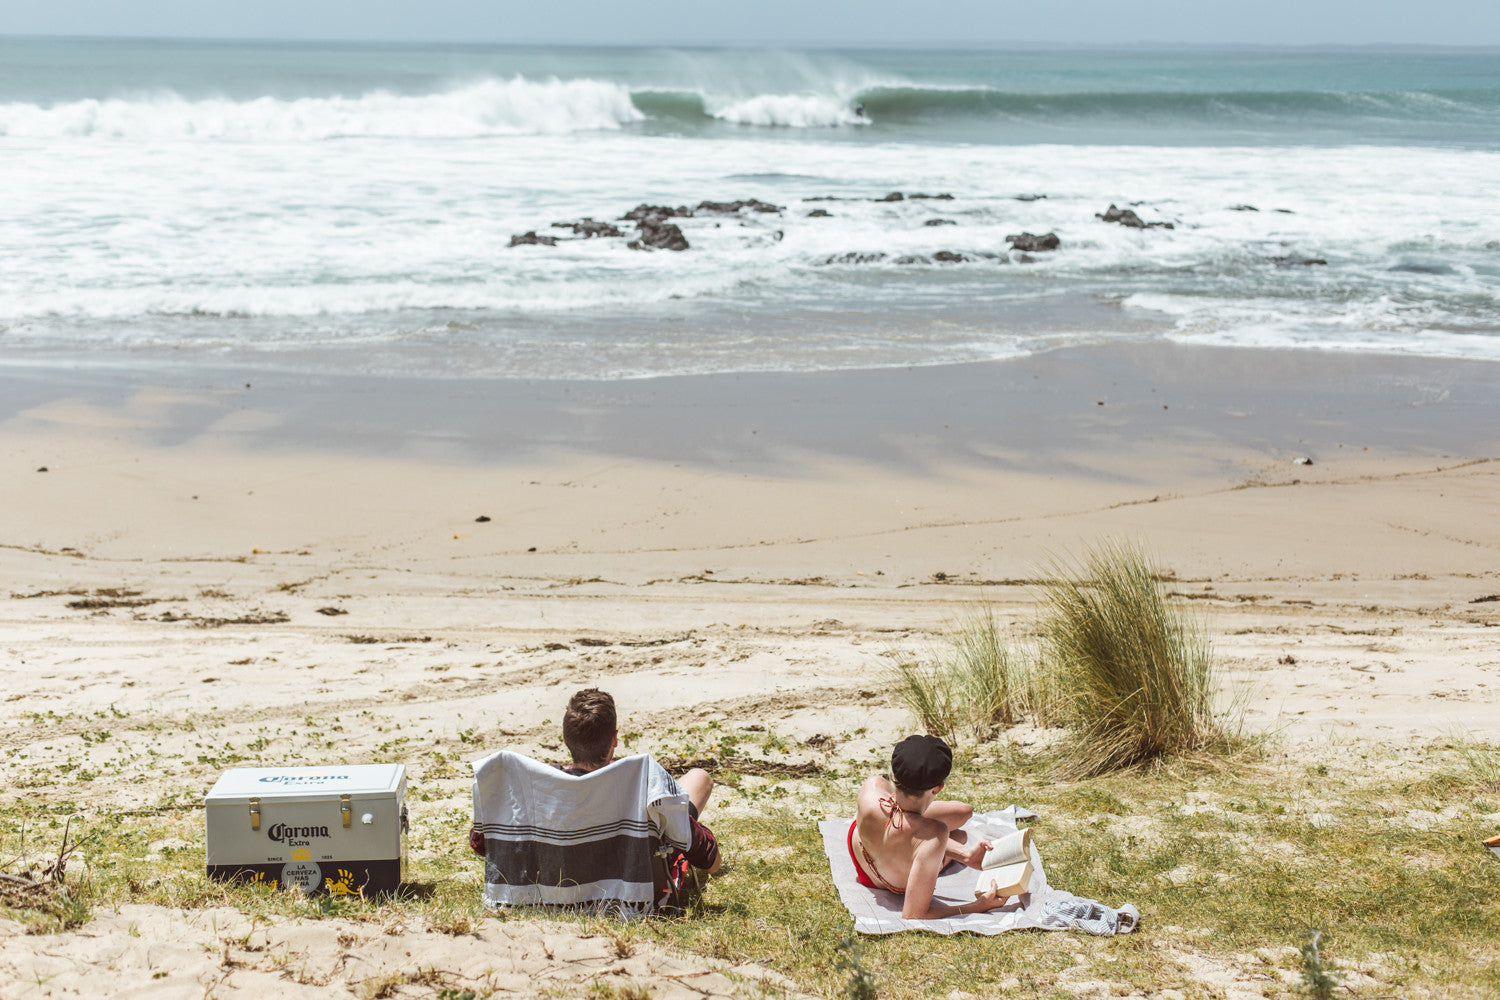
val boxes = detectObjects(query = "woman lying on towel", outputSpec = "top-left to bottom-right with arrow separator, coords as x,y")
850,734 -> 1009,919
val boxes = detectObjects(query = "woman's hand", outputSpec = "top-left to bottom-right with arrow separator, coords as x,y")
970,885 -> 1010,912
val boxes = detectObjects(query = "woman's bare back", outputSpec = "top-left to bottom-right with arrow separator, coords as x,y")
852,775 -> 945,893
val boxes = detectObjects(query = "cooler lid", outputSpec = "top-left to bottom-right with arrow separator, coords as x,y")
205,763 -> 405,804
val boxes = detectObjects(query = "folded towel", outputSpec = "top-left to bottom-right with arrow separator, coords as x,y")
472,751 -> 690,914
819,806 -> 1138,936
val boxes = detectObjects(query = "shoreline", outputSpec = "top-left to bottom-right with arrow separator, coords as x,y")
4,343 -> 1498,469
4,341 -> 1497,591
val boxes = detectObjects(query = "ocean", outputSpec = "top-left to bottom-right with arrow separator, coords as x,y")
1,37 -> 1498,380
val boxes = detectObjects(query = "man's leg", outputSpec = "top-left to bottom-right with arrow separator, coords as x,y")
677,768 -> 721,873
678,767 -> 714,815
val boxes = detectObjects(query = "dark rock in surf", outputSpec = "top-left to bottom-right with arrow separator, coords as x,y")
875,192 -> 905,202
893,255 -> 930,265
822,251 -> 888,265
1269,256 -> 1327,267
932,251 -> 967,263
1389,262 -> 1454,275
552,218 -> 624,238
1229,204 -> 1260,212
924,218 -> 957,226
1096,204 -> 1174,230
628,216 -> 689,251
695,198 -> 783,214
1005,231 -> 1060,252
1014,193 -> 1047,202
907,193 -> 954,200
621,203 -> 692,222
508,230 -> 559,247
807,208 -> 833,217
1097,204 -> 1145,227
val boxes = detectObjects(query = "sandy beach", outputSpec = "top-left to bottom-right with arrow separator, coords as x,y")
3,344 -> 1499,998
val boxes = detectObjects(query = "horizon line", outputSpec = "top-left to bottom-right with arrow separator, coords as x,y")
5,32 -> 1500,53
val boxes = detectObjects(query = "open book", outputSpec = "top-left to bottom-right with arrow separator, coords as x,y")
974,828 -> 1035,899
1486,834 -> 1500,861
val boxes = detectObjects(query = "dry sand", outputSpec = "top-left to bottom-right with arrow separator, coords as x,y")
0,905 -> 793,999
2,346 -> 1498,997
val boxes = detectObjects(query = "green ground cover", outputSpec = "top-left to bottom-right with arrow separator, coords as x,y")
5,738 -> 1498,999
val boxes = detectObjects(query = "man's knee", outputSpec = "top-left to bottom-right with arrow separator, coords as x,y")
677,767 -> 714,814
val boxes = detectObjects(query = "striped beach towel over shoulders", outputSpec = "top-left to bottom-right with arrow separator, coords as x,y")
472,751 -> 691,913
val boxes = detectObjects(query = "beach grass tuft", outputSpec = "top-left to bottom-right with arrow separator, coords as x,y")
891,541 -> 1236,776
835,933 -> 880,1000
892,608 -> 1027,744
1299,929 -> 1342,999
1453,742 -> 1500,794
1038,541 -> 1229,778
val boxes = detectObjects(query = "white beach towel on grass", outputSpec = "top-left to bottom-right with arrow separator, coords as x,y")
820,807 -> 1137,936
472,751 -> 691,913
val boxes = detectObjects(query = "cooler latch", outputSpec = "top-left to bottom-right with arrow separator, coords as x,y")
340,794 -> 352,828
249,797 -> 261,831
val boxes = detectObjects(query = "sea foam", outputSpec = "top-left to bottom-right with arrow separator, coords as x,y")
707,93 -> 868,128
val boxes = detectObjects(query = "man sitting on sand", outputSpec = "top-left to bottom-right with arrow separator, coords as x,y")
471,688 -> 721,875
849,734 -> 1008,918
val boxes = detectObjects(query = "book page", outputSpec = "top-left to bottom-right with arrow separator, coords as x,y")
981,828 -> 1032,870
975,858 -> 1031,898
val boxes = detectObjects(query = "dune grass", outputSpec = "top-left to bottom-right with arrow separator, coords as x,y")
1038,542 -> 1230,778
891,608 -> 1028,744
893,542 -> 1234,779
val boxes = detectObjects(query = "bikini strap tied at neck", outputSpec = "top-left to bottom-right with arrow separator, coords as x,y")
878,795 -> 907,829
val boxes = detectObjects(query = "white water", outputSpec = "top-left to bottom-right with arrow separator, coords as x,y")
2,49 -> 1498,378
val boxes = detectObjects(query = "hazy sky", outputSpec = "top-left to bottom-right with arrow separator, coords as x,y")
4,0 -> 1499,48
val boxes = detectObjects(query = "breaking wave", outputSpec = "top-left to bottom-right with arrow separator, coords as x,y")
9,73 -> 1486,142
0,77 -> 646,139
852,84 -> 1500,126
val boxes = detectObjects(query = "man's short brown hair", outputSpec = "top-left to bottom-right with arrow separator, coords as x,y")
562,688 -> 616,766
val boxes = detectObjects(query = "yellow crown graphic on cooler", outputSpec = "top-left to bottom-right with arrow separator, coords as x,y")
290,849 -> 312,861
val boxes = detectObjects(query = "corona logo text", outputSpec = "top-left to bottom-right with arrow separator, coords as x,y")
266,823 -> 330,844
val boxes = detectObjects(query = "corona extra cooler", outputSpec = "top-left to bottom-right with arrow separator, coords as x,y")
205,764 -> 407,896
